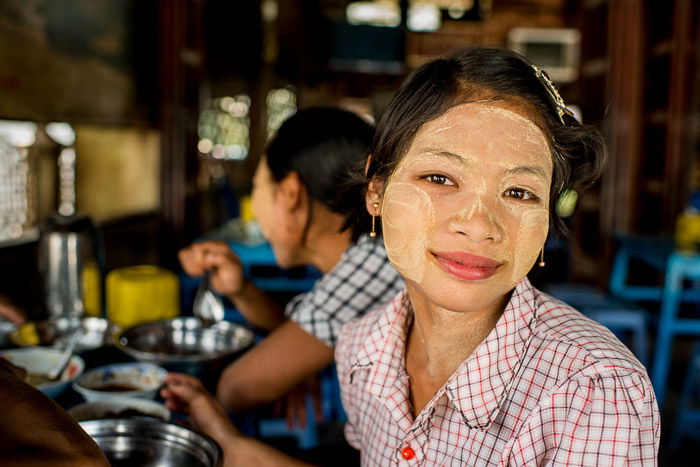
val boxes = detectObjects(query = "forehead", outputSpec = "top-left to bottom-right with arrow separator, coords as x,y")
405,102 -> 553,171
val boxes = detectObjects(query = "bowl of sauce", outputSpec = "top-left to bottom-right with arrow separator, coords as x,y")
73,362 -> 167,402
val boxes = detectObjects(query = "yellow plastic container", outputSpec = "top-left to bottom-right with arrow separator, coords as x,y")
106,265 -> 180,328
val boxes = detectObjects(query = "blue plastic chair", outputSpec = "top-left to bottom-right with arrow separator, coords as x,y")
257,365 -> 346,450
650,252 -> 700,407
671,342 -> 700,450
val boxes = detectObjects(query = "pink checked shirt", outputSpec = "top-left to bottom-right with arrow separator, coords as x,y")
336,278 -> 660,466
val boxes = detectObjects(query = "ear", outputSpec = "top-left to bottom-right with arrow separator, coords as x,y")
365,178 -> 384,216
276,171 -> 304,211
364,154 -> 373,176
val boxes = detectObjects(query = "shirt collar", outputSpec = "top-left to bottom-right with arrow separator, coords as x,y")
349,277 -> 539,430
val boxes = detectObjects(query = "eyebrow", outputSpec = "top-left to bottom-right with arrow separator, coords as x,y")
423,149 -> 549,180
503,166 -> 549,180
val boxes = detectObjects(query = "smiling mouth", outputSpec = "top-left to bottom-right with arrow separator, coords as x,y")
432,251 -> 503,281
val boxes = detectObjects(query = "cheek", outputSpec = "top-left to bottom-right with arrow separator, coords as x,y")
382,182 -> 435,283
509,209 -> 549,283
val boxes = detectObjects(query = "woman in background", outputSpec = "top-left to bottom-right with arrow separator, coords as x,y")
167,107 -> 403,465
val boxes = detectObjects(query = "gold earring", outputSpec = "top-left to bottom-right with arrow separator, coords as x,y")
538,248 -> 545,267
370,202 -> 379,238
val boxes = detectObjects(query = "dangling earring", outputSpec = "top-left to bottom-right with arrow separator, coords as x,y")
370,202 -> 379,238
538,248 -> 545,267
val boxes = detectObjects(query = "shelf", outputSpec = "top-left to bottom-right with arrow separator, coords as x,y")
0,228 -> 39,249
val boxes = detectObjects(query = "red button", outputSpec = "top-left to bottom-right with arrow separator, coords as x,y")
401,447 -> 415,460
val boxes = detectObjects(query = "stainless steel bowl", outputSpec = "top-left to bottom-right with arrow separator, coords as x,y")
80,417 -> 221,467
11,316 -> 120,351
115,317 -> 255,375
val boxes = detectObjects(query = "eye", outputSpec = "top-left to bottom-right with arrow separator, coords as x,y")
420,174 -> 455,186
504,188 -> 540,202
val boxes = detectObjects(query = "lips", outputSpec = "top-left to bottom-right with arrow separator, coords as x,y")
432,251 -> 503,281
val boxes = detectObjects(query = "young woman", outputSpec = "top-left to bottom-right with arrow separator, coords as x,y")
174,107 -> 403,423
336,47 -> 660,465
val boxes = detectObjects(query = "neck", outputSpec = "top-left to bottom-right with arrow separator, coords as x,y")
303,205 -> 353,274
406,286 -> 508,387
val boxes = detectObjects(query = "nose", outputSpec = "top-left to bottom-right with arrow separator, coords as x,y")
448,196 -> 503,242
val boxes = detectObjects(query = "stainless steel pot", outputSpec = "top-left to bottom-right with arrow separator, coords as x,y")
80,417 -> 221,466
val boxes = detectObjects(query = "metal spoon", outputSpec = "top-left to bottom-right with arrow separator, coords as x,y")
193,269 -> 225,326
47,328 -> 83,380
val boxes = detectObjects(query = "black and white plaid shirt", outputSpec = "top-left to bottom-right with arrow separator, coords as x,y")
286,234 -> 404,347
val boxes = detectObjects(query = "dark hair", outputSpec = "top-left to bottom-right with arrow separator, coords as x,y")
365,46 -> 606,236
265,107 -> 373,241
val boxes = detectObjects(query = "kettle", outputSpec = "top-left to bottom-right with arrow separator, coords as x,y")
38,213 -> 102,319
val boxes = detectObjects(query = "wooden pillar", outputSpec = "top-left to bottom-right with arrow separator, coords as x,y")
158,0 -> 204,265
663,0 -> 695,227
601,0 -> 645,235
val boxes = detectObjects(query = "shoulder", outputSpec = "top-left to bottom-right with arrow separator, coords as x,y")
528,287 -> 648,379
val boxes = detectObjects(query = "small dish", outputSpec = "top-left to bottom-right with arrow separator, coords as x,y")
73,362 -> 167,402
69,396 -> 171,422
0,347 -> 84,399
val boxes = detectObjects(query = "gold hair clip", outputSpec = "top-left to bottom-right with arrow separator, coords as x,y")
531,64 -> 575,125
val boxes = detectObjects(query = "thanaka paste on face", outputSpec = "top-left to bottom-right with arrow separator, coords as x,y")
380,102 -> 552,314
382,181 -> 434,283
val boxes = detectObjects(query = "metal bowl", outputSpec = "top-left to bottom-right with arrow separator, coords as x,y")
11,317 -> 120,351
80,417 -> 221,467
115,317 -> 255,375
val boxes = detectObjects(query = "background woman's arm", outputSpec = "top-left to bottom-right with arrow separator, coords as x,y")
217,320 -> 334,413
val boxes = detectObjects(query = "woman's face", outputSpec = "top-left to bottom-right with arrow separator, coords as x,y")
379,102 -> 552,314
250,158 -> 299,267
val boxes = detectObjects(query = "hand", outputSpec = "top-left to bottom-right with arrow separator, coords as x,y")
161,373 -> 240,445
163,373 -> 313,467
178,241 -> 248,299
0,295 -> 26,325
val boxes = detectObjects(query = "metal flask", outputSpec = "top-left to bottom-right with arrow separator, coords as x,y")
39,213 -> 101,319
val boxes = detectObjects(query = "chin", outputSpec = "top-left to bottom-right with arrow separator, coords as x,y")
407,271 -> 516,315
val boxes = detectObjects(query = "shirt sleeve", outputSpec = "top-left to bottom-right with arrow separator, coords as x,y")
286,236 -> 403,347
510,370 -> 660,466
